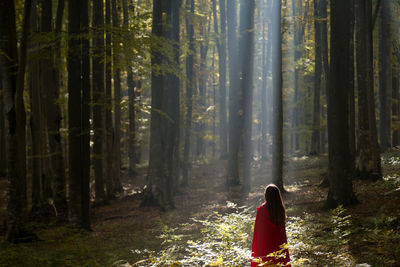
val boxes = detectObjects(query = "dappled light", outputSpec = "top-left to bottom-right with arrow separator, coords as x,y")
1,0 -> 400,266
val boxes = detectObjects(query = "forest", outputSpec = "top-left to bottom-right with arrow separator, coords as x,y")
0,0 -> 400,266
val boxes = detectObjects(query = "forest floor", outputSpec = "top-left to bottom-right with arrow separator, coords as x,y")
0,152 -> 400,266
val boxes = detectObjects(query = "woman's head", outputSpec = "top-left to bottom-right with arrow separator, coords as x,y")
264,184 -> 286,225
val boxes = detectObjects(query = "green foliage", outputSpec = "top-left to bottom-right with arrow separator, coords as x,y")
287,206 -> 353,266
133,202 -> 254,266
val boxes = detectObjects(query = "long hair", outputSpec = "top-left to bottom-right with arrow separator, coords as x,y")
264,184 -> 286,225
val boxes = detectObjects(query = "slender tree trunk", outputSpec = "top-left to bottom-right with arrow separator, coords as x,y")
182,0 -> 195,186
271,0 -> 284,191
355,0 -> 382,181
122,0 -> 136,177
227,0 -> 240,187
105,0 -> 114,199
348,0 -> 356,174
52,0 -> 67,213
378,0 -> 392,152
326,0 -> 357,208
320,0 -> 329,154
92,0 -> 106,203
261,0 -> 270,161
0,84 -> 6,176
393,67 -> 400,147
111,0 -> 122,194
240,0 -> 256,192
310,0 -> 322,155
212,0 -> 228,159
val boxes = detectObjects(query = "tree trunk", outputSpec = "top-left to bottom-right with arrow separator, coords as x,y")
92,0 -> 106,203
271,0 -> 284,191
52,0 -> 67,213
310,0 -> 322,155
182,0 -> 195,186
325,0 -> 357,208
105,0 -> 114,199
227,0 -> 240,187
111,0 -> 123,194
240,0 -> 256,192
1,0 -> 32,242
122,0 -> 137,177
378,0 -> 392,152
68,0 -> 91,229
355,0 -> 382,181
320,0 -> 329,154
212,0 -> 228,159
348,0 -> 356,174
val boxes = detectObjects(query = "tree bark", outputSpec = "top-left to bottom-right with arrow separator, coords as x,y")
92,0 -> 106,203
212,0 -> 228,159
355,0 -> 382,181
325,0 -> 357,208
182,0 -> 195,186
378,0 -> 392,152
240,0 -> 256,192
227,0 -> 240,187
111,0 -> 123,194
271,0 -> 284,191
1,0 -> 32,242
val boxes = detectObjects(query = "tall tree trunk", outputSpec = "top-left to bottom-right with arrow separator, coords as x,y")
92,0 -> 106,203
68,0 -> 91,229
310,0 -> 322,155
227,0 -> 240,187
271,0 -> 284,191
111,0 -> 123,194
240,0 -> 256,192
393,65 -> 400,147
212,0 -> 228,159
52,0 -> 67,213
182,0 -> 195,186
122,0 -> 137,177
143,0 -> 168,208
378,0 -> 392,152
0,84 -> 6,176
355,0 -> 382,181
326,0 -> 357,208
29,1 -> 43,215
105,0 -> 114,199
348,0 -> 356,174
80,0 -> 91,229
1,0 -> 32,242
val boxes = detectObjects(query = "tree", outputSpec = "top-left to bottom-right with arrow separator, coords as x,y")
378,0 -> 392,152
67,0 -> 91,229
240,0 -> 256,192
227,0 -> 240,187
355,0 -> 382,181
271,0 -> 284,191
92,0 -> 106,203
326,0 -> 357,208
0,0 -> 32,242
111,0 -> 123,194
182,0 -> 195,186
211,0 -> 228,159
310,0 -> 322,155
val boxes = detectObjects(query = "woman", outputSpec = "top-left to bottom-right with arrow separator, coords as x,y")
251,184 -> 290,266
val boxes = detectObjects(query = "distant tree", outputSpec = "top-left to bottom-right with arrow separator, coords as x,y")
211,0 -> 228,159
326,0 -> 357,208
182,0 -> 195,186
240,0 -> 256,192
227,0 -> 240,187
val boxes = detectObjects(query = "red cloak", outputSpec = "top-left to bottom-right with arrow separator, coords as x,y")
251,203 -> 290,266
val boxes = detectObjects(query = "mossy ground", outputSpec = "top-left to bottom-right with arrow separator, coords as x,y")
0,152 -> 399,266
